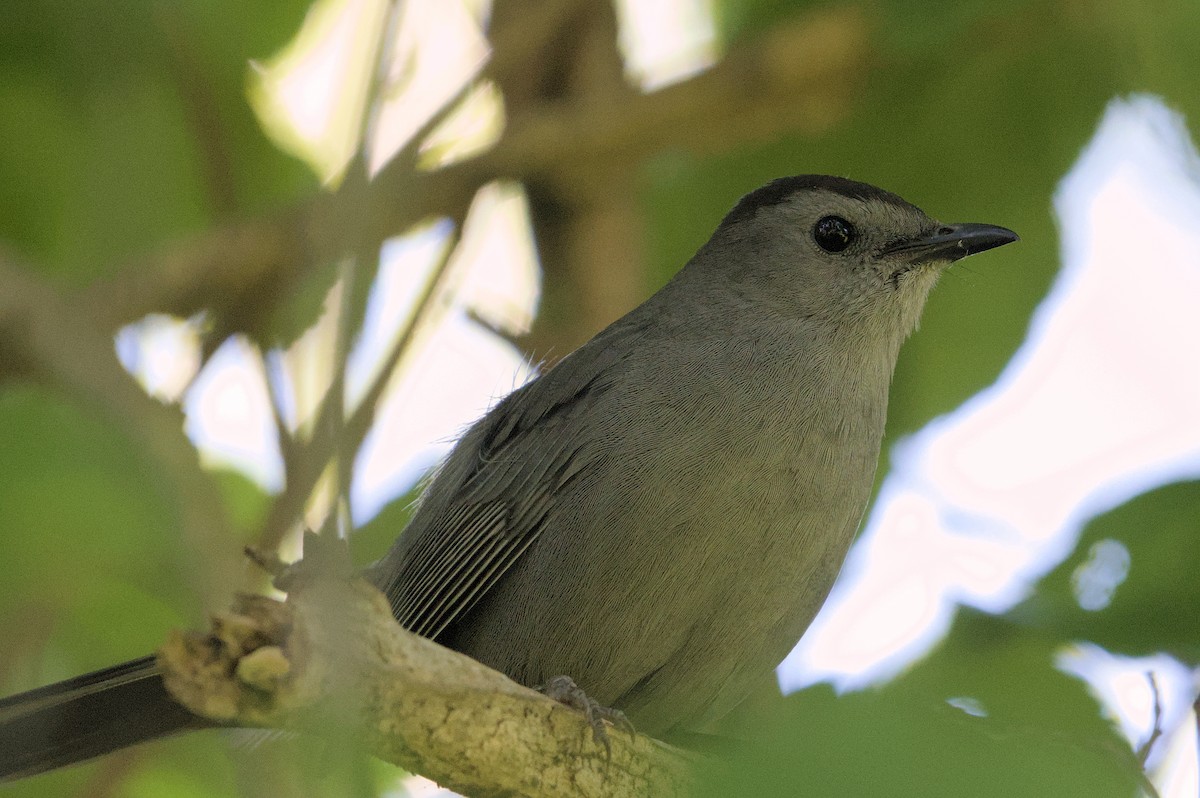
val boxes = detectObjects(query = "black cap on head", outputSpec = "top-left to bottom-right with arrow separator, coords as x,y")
720,175 -> 917,228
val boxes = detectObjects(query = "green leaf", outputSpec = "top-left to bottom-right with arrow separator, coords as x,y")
210,466 -> 274,540
707,611 -> 1145,797
350,483 -> 423,570
1008,480 -> 1200,661
0,385 -> 189,677
0,0 -> 316,282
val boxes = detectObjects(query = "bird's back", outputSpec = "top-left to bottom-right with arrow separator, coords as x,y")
377,281 -> 891,735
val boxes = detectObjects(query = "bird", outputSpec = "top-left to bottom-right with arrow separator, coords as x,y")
0,175 -> 1017,780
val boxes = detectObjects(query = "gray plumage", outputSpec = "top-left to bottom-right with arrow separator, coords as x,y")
372,175 -> 1017,736
0,176 -> 1016,779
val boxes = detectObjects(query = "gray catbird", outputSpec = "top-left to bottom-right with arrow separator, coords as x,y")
0,175 -> 1017,779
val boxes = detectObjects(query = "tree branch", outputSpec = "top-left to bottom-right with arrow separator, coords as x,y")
158,543 -> 701,798
77,6 -> 868,337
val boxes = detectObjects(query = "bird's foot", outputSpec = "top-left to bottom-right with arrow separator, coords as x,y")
538,675 -> 635,753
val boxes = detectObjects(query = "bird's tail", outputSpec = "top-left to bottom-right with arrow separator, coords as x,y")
0,655 -> 205,781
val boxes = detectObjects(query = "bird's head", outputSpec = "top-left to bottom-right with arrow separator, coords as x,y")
693,175 -> 1018,346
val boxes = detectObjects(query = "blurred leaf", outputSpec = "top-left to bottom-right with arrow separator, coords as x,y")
222,728 -> 406,798
0,385 -> 266,796
124,755 -> 241,798
0,381 -> 214,798
350,483 -> 422,569
1007,480 -> 1200,662
0,0 -> 316,282
872,0 -> 1029,53
211,466 -> 273,539
709,611 -> 1145,797
714,0 -> 817,44
0,384 -> 190,667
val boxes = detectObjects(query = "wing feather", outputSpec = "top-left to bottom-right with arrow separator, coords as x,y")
373,316 -> 650,642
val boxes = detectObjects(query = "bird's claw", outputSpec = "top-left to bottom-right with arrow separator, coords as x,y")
538,675 -> 635,754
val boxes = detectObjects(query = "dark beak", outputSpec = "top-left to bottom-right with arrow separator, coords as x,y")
881,223 -> 1019,264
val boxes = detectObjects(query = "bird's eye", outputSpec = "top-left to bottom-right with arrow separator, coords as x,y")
813,215 -> 855,253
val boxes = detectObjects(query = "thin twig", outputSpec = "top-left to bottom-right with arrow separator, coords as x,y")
255,223 -> 463,552
344,223 -> 464,448
254,22 -> 477,553
1137,670 -> 1164,766
324,0 -> 410,537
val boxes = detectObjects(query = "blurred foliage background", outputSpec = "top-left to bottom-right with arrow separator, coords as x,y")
0,0 -> 1197,796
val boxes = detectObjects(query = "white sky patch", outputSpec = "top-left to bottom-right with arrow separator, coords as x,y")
114,314 -> 203,402
417,80 -> 505,169
614,0 -> 718,91
251,0 -> 388,181
351,309 -> 531,523
344,222 -> 456,413
183,336 -> 285,491
263,347 -> 299,435
350,183 -> 540,525
251,0 -> 489,181
449,182 -> 541,338
367,0 -> 489,174
1071,538 -> 1131,612
945,695 -> 988,718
